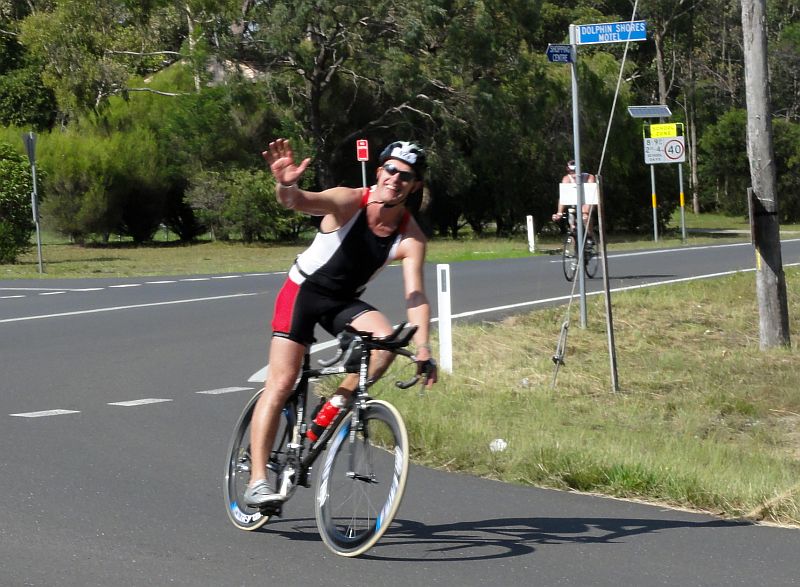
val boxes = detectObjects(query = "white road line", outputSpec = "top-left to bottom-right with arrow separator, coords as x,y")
73,288 -> 105,291
1,295 -> 26,299
10,409 -> 80,418
0,287 -> 72,292
244,263 -> 800,383
448,263 -> 799,320
196,386 -> 253,395
108,398 -> 173,407
146,280 -> 177,284
212,275 -> 240,279
180,278 -> 210,282
0,292 -> 259,324
109,284 -> 142,288
39,291 -> 66,296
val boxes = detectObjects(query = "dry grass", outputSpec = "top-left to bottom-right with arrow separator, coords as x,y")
371,268 -> 800,526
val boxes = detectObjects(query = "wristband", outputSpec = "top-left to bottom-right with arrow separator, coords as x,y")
278,182 -> 297,189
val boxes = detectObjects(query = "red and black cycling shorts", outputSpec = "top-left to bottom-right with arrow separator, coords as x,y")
271,278 -> 376,346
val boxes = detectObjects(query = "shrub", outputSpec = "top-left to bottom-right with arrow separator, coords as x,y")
0,141 -> 34,263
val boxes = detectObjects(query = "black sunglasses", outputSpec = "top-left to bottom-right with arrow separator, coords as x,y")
382,163 -> 415,182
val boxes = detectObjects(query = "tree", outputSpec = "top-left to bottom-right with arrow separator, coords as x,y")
0,140 -> 33,262
741,0 -> 790,348
186,170 -> 229,240
697,109 -> 750,213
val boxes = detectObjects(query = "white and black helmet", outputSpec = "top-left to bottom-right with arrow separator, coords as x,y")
378,141 -> 427,179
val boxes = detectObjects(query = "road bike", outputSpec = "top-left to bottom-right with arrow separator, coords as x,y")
223,323 -> 425,557
561,206 -> 599,282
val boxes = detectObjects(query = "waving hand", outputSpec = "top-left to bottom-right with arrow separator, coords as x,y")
262,139 -> 311,186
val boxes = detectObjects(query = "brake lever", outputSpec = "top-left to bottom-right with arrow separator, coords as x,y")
395,374 -> 421,390
317,332 -> 356,367
317,347 -> 344,367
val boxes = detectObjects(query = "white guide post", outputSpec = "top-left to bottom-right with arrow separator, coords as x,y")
436,264 -> 453,374
526,215 -> 536,252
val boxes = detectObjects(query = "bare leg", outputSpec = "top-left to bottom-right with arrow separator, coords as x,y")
248,337 -> 307,488
334,311 -> 397,397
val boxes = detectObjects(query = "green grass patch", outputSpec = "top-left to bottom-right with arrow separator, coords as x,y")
360,268 -> 800,526
1,240 -> 309,279
9,209 -> 799,279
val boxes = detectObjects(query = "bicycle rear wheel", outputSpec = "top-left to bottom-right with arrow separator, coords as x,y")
314,400 -> 409,557
584,239 -> 598,278
562,234 -> 578,282
224,390 -> 292,531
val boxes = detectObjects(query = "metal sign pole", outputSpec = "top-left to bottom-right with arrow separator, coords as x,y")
678,163 -> 687,242
650,164 -> 658,242
23,131 -> 44,273
569,24 -> 588,328
596,175 -> 620,392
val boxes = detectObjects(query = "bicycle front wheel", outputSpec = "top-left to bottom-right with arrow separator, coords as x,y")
314,400 -> 409,557
562,234 -> 578,282
224,390 -> 292,531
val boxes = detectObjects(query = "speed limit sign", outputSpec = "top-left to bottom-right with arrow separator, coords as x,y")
643,122 -> 686,164
644,136 -> 686,164
664,138 -> 685,161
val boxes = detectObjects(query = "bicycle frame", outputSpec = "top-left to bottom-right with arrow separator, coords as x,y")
273,328 -> 416,502
224,322 -> 422,554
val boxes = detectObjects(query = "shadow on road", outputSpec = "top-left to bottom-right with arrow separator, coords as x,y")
606,274 -> 675,280
361,516 -> 751,562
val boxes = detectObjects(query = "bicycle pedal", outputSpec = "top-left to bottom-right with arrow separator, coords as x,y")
259,503 -> 283,516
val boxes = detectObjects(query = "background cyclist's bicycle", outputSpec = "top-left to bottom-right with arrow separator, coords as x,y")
223,323 -> 426,557
561,206 -> 598,282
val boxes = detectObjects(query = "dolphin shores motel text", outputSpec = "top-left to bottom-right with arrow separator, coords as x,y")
579,21 -> 646,43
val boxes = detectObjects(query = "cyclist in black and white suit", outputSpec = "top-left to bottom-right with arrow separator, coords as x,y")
244,139 -> 438,507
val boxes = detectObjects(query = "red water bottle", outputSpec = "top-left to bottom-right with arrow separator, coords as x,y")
306,395 -> 346,441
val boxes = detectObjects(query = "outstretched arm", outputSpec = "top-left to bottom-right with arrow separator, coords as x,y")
398,221 -> 437,387
262,138 -> 360,218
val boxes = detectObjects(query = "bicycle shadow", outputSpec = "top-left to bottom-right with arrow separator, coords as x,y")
252,514 -> 750,562
360,515 -> 751,562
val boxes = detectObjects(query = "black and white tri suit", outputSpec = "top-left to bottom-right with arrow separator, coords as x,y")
271,187 -> 411,345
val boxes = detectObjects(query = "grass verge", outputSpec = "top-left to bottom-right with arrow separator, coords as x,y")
0,232 -> 760,279
361,268 -> 800,526
7,209 -> 800,279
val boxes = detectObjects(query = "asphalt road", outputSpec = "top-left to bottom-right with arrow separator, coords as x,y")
1,239 -> 799,586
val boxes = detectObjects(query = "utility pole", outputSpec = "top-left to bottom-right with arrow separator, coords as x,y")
741,0 -> 790,348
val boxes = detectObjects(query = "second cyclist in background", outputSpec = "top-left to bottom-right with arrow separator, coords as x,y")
552,159 -> 596,244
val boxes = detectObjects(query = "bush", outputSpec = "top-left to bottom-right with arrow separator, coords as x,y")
37,131 -> 114,242
698,110 -> 800,221
0,141 -> 34,263
188,167 -> 309,243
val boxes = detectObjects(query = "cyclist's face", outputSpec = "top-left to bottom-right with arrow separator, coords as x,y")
376,159 -> 419,204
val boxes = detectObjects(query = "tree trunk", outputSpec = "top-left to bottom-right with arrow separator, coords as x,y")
185,4 -> 201,93
741,0 -> 791,349
686,6 -> 701,214
653,29 -> 668,104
